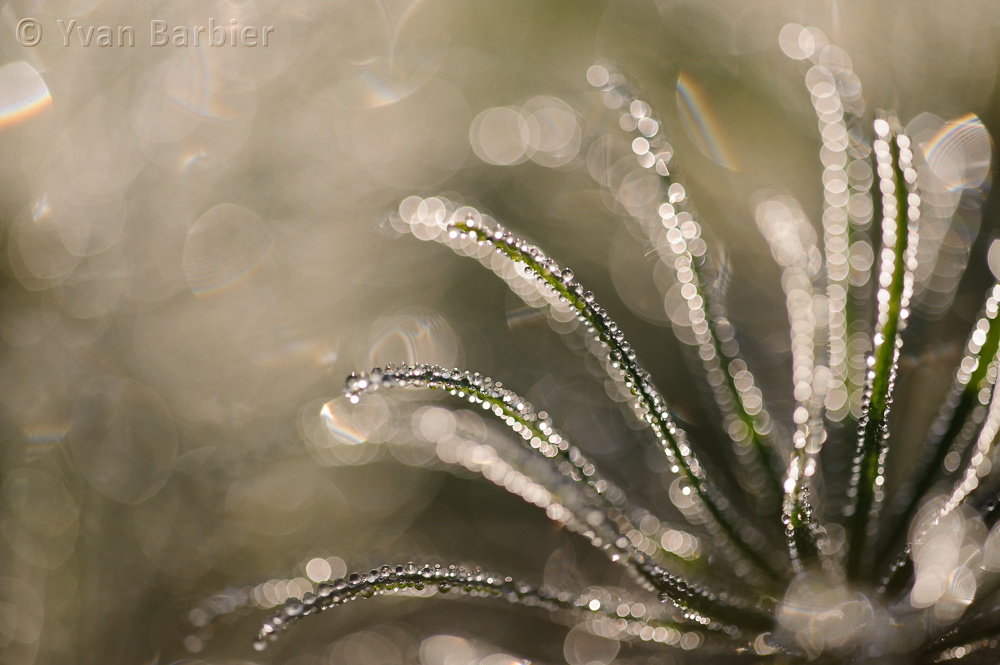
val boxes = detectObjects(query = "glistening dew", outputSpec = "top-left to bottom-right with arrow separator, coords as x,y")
192,23 -> 1000,664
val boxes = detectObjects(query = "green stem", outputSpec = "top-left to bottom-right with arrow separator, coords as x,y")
255,561 -> 753,651
592,66 -> 785,512
452,217 -> 783,584
877,282 -> 1000,576
346,363 -> 699,571
844,118 -> 918,581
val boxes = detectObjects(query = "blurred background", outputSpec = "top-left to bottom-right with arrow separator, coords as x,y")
2,1 -> 1000,664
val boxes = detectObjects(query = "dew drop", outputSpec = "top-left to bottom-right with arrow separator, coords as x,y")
283,598 -> 304,617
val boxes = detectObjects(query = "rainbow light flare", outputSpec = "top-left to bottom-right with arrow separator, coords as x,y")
0,61 -> 52,129
675,70 -> 738,170
923,112 -> 992,192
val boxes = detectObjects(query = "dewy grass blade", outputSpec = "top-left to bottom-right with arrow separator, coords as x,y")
590,66 -> 786,513
343,364 -> 785,632
253,562 -> 752,653
782,24 -> 872,421
388,199 -> 779,590
843,116 -> 920,581
939,364 -> 1000,519
879,282 -> 1000,568
449,216 -> 783,585
344,363 -> 700,571
879,369 -> 1000,598
922,623 -> 1000,664
753,196 -> 827,571
913,443 -> 1000,654
392,196 -> 645,416
392,196 -> 585,341
633,558 -> 775,635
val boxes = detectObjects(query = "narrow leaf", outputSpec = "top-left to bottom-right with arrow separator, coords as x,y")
754,196 -> 828,571
253,561 -> 749,652
633,556 -> 775,634
450,215 -> 783,583
921,616 -> 1000,663
392,196 -> 582,338
782,24 -> 872,420
590,65 -> 786,512
344,363 -> 697,570
843,116 -> 920,581
878,291 -> 1000,598
880,282 -> 1000,566
938,365 -> 1000,518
